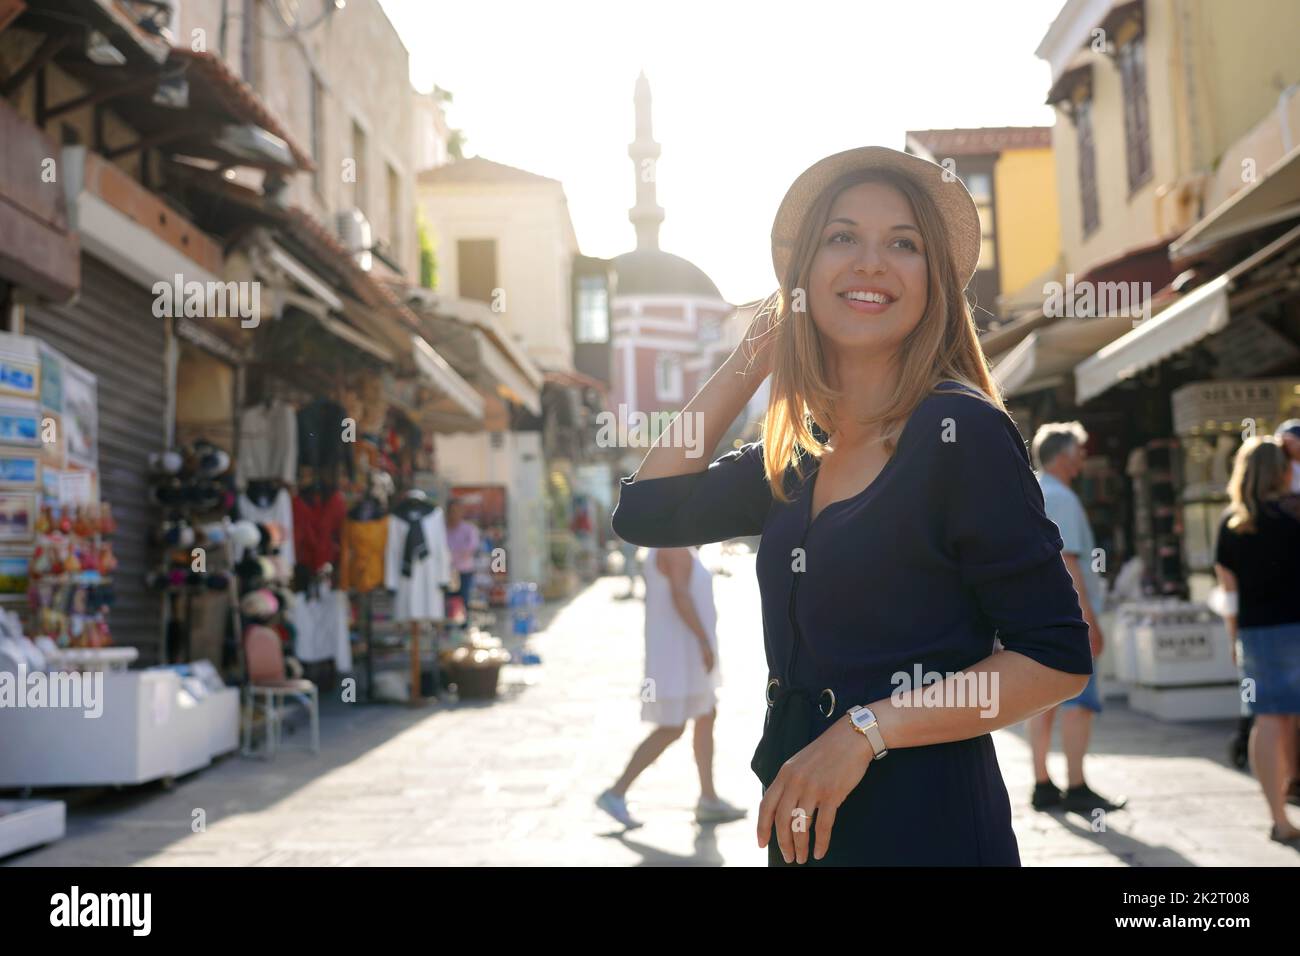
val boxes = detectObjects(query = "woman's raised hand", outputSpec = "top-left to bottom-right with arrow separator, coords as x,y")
733,296 -> 780,381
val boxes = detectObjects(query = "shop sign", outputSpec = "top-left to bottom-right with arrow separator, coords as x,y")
1153,629 -> 1214,662
1171,378 -> 1300,435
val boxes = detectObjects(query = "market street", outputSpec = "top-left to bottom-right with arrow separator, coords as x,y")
6,544 -> 1298,867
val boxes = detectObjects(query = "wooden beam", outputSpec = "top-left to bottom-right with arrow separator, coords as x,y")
0,33 -> 71,97
44,73 -> 159,120
104,121 -> 212,160
0,1 -> 27,37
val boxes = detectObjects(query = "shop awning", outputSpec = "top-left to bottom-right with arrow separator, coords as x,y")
412,294 -> 544,416
253,235 -> 398,363
992,314 -> 1134,396
1075,275 -> 1229,404
412,334 -> 484,421
1075,221 -> 1300,404
1170,143 -> 1300,259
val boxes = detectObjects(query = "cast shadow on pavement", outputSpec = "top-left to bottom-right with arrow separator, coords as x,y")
600,822 -> 729,867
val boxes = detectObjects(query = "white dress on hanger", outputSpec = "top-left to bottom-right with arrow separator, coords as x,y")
289,581 -> 352,671
384,506 -> 452,622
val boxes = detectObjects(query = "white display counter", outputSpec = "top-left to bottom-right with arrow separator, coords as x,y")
1111,599 -> 1241,721
0,800 -> 65,859
0,670 -> 240,788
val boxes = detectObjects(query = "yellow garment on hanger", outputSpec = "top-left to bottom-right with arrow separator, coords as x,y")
339,518 -> 388,592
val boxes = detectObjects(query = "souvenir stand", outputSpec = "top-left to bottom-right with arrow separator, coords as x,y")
0,333 -> 238,825
237,313 -> 470,708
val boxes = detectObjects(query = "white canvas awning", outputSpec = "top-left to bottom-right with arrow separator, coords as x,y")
992,314 -> 1134,397
1076,221 -> 1300,404
1074,276 -> 1230,404
412,334 -> 484,421
1171,143 -> 1300,259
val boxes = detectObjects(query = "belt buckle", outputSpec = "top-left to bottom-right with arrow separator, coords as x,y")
765,677 -> 780,707
818,687 -> 836,719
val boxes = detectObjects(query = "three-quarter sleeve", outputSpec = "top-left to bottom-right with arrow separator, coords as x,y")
1213,515 -> 1238,573
611,441 -> 772,547
936,396 -> 1093,675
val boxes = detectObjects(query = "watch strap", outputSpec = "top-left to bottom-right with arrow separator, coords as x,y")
849,705 -> 889,759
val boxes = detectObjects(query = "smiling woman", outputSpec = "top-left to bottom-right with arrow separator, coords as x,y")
611,145 -> 1092,866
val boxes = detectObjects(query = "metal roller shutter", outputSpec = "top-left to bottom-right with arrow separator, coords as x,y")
26,256 -> 166,663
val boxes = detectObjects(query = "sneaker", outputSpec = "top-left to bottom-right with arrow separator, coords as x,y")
696,796 -> 747,824
595,789 -> 643,829
1031,780 -> 1064,811
1061,784 -> 1128,815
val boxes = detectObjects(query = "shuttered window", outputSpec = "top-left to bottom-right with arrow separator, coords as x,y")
1076,97 -> 1101,237
1118,35 -> 1152,193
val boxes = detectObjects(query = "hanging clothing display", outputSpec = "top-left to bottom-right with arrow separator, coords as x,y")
384,496 -> 452,622
293,487 -> 347,574
298,398 -> 355,481
236,400 -> 299,487
288,581 -> 351,671
237,483 -> 296,568
339,518 -> 388,593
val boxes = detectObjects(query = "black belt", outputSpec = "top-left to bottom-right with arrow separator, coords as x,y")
753,678 -> 839,789
765,677 -> 838,719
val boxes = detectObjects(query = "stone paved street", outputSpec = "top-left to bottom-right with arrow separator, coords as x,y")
6,545 -> 1299,867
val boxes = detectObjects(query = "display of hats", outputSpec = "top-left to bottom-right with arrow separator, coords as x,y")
234,553 -> 263,583
198,521 -> 229,544
240,589 -> 279,619
151,478 -> 186,507
262,522 -> 285,550
191,441 -> 232,478
256,556 -> 278,583
160,521 -> 195,548
231,520 -> 261,551
149,450 -> 184,475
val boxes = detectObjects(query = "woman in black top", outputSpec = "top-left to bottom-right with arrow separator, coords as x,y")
1213,436 -> 1300,845
611,147 -> 1092,866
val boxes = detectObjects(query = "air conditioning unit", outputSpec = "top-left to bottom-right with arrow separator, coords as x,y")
215,124 -> 294,169
336,209 -> 373,272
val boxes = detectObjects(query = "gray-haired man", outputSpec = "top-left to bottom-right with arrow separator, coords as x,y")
1029,422 -> 1127,816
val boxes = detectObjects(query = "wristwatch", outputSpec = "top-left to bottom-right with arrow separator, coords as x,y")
847,705 -> 889,760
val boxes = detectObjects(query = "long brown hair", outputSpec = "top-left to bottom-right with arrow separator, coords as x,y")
747,167 -> 1002,503
1226,436 -> 1287,532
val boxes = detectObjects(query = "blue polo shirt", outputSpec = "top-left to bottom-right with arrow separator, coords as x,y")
1037,471 -> 1107,615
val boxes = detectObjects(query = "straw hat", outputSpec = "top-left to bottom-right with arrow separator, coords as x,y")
770,145 -> 982,289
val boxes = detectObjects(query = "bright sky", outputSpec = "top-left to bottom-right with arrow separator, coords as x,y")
378,0 -> 1061,305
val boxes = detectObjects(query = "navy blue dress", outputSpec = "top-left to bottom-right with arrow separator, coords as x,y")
611,381 -> 1093,865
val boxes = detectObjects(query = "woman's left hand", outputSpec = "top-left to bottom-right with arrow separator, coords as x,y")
757,715 -> 875,863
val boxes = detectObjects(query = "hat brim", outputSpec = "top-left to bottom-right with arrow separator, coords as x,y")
770,146 -> 981,290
